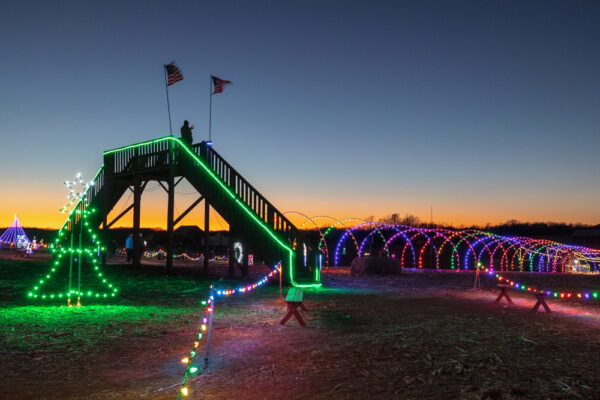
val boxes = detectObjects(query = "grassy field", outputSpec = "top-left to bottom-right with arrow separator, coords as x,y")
2,257 -> 600,399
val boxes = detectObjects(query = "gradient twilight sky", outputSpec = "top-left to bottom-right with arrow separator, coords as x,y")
1,1 -> 599,229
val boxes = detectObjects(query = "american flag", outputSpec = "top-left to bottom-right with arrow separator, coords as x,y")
165,63 -> 183,86
211,75 -> 231,94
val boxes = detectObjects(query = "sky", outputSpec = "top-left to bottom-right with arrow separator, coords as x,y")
1,1 -> 599,230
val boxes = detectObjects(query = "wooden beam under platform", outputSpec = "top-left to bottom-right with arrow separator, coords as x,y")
173,195 -> 204,227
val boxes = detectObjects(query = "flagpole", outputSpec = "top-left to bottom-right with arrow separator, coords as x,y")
208,74 -> 213,141
164,65 -> 173,136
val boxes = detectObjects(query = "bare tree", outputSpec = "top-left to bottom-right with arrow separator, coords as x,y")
378,213 -> 401,225
401,214 -> 421,227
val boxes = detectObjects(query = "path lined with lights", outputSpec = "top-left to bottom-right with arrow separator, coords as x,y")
176,263 -> 282,399
493,272 -> 600,301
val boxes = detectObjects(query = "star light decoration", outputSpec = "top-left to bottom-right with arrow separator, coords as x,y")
60,173 -> 94,213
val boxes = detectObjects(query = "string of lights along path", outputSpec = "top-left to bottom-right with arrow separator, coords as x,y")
176,263 -> 281,399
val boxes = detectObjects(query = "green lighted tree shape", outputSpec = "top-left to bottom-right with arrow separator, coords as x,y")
28,173 -> 118,305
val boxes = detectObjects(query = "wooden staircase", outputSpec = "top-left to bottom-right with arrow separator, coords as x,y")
54,137 -> 320,287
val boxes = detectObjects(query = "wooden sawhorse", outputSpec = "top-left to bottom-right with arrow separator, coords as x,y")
531,293 -> 551,313
494,284 -> 513,305
494,284 -> 551,313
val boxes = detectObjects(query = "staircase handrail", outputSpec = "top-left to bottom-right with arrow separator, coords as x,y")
191,142 -> 299,240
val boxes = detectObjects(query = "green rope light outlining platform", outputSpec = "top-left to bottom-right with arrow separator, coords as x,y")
104,136 -> 320,288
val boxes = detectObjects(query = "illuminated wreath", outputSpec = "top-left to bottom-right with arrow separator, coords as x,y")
233,241 -> 243,264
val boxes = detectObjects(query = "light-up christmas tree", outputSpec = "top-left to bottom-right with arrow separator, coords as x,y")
28,173 -> 118,305
0,215 -> 30,247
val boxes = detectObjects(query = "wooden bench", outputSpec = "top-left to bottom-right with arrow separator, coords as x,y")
280,288 -> 308,327
494,284 -> 551,313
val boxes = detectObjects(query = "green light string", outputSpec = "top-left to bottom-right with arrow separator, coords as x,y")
177,295 -> 212,399
28,207 -> 118,302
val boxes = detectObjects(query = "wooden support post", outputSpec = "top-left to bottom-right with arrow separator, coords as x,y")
167,139 -> 175,273
242,246 -> 249,278
166,177 -> 175,273
473,268 -> 481,290
279,265 -> 283,300
132,178 -> 142,267
203,200 -> 210,275
228,233 -> 235,278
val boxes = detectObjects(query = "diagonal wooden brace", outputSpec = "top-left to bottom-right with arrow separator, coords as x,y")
494,287 -> 513,305
531,294 -> 551,313
280,301 -> 307,327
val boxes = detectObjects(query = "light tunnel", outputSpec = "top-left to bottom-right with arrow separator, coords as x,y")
282,213 -> 600,274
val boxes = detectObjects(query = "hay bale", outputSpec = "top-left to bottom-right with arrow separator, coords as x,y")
351,257 -> 402,276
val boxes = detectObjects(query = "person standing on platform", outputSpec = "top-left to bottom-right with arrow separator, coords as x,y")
180,120 -> 193,146
125,234 -> 134,263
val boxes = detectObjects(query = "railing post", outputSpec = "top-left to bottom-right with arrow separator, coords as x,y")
104,153 -> 115,177
132,177 -> 142,267
166,172 -> 175,272
266,205 -> 272,229
204,199 -> 210,275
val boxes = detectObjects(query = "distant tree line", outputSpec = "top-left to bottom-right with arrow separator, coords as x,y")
371,213 -> 597,239
375,213 -> 422,227
475,220 -> 594,238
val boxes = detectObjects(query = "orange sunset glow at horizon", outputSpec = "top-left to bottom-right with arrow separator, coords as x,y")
2,181 -> 599,231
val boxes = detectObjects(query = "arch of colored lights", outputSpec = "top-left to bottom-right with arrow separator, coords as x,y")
316,217 -> 366,267
285,216 -> 600,274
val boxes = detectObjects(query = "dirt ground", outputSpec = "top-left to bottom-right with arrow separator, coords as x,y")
2,257 -> 600,400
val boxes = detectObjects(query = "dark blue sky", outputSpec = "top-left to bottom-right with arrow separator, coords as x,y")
1,1 -> 599,228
